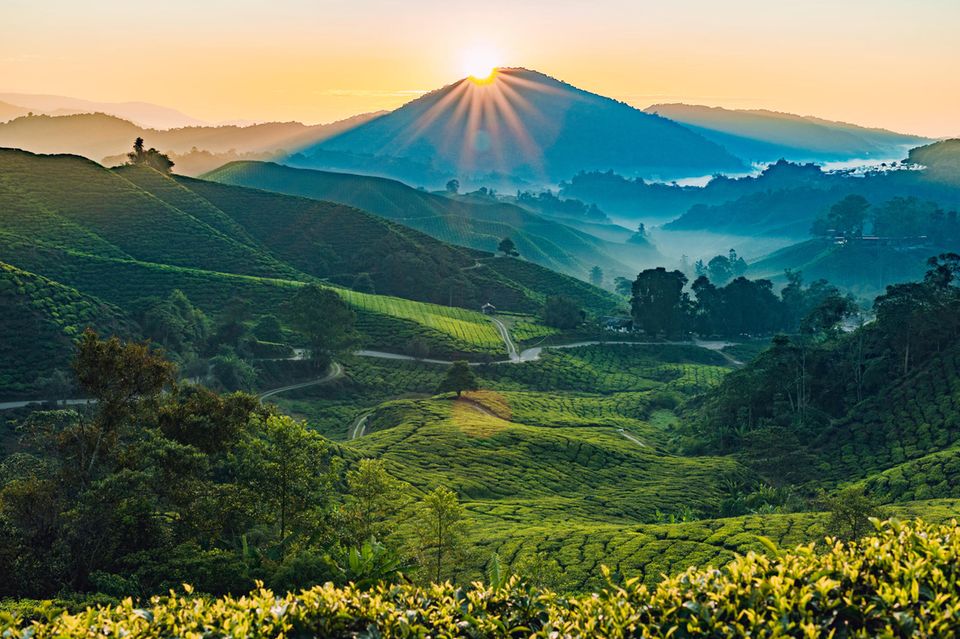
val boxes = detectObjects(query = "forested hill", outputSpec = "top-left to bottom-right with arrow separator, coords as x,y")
203,160 -> 652,279
683,254 -> 960,496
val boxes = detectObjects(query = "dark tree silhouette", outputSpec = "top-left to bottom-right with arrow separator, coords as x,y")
437,361 -> 478,397
498,237 -> 519,257
126,137 -> 175,173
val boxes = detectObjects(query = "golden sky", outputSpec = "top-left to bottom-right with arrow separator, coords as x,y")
1,0 -> 957,137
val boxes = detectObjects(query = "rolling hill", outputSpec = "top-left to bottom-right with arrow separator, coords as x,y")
645,103 -> 929,163
292,68 -> 745,186
203,160 -> 654,279
0,148 -> 621,393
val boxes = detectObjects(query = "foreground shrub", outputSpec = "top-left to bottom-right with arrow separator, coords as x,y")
4,519 -> 960,637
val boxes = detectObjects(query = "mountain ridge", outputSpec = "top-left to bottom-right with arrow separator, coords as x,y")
295,67 -> 746,185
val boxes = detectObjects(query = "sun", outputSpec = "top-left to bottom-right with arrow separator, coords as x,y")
461,46 -> 500,83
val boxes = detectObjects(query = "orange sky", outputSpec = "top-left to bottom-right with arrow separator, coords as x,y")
1,0 -> 957,137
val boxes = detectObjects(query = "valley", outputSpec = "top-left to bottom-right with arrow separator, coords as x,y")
2,9 -> 960,631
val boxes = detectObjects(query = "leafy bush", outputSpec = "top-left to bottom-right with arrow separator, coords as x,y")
5,519 -> 960,638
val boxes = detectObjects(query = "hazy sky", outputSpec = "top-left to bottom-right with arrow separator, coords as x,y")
1,0 -> 957,136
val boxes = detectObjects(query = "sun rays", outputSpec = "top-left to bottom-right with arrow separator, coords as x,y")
390,68 -> 570,181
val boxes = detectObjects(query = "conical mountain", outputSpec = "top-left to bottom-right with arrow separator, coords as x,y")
294,68 -> 745,184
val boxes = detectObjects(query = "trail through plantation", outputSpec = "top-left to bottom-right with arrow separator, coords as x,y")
348,412 -> 371,440
0,339 -> 740,410
257,362 -> 343,402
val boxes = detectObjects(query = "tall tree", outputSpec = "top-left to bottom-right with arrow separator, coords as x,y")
437,361 -> 478,397
284,285 -> 356,368
237,415 -> 334,560
411,487 -> 465,584
342,459 -> 406,545
631,268 -> 688,337
589,266 -> 604,287
126,137 -> 174,173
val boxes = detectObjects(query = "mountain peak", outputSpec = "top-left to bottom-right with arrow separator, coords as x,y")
294,70 -> 744,185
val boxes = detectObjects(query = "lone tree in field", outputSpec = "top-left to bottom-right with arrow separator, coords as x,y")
412,486 -> 465,583
126,137 -> 175,174
498,237 -> 519,257
284,284 -> 356,368
445,178 -> 460,194
437,360 -> 478,397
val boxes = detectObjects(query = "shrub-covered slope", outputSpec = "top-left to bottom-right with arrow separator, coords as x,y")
0,262 -> 131,397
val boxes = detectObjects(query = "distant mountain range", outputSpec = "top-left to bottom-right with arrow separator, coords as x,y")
644,103 -> 930,163
0,92 -> 208,129
0,111 -> 381,175
293,68 -> 746,186
0,76 -> 938,189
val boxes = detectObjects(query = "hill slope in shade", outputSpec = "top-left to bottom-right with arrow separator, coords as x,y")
0,111 -> 381,175
908,139 -> 960,184
294,68 -> 745,185
203,160 -> 653,279
0,262 -> 132,395
645,103 -> 929,163
1,148 -> 619,314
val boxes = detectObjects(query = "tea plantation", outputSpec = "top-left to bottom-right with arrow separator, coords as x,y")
7,519 -> 960,638
0,148 -> 616,391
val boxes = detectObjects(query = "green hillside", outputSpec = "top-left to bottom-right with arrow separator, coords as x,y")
0,148 -> 626,392
0,149 -> 618,313
202,161 -> 650,279
0,149 -> 299,279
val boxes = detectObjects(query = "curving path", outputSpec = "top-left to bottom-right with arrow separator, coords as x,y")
617,427 -> 647,447
258,362 -> 343,402
348,412 -> 371,440
488,317 -> 520,361
353,338 -> 738,367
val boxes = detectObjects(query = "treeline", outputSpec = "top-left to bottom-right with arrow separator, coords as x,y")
627,267 -> 853,338
812,193 -> 960,240
0,331 -> 470,599
514,190 -> 608,221
685,253 -> 960,464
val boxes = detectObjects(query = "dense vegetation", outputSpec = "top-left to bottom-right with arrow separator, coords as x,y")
627,266 -> 850,338
6,519 -> 960,638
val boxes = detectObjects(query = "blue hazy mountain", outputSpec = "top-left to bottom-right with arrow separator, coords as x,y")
290,68 -> 745,187
644,103 -> 930,163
